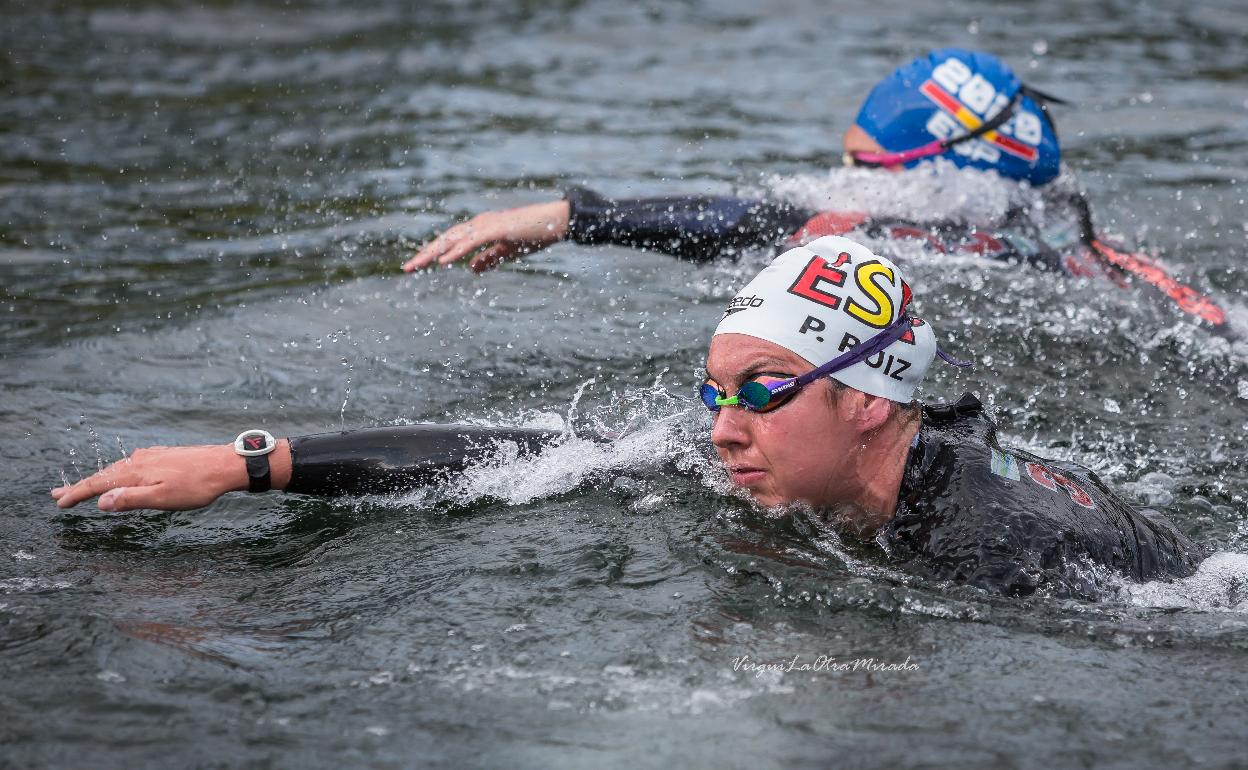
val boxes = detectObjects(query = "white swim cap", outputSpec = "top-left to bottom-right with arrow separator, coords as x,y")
713,236 -> 940,402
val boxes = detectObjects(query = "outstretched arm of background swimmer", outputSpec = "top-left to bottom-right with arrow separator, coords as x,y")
50,425 -> 561,512
402,187 -> 817,272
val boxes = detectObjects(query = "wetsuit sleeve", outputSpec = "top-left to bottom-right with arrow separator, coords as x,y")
285,425 -> 561,496
563,186 -> 815,263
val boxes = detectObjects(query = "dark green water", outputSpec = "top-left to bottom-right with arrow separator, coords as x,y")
3,1 -> 1248,767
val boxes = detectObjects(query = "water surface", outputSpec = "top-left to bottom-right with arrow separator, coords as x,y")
3,1 -> 1248,767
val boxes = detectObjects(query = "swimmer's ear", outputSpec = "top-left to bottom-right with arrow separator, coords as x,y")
858,394 -> 894,434
836,389 -> 892,434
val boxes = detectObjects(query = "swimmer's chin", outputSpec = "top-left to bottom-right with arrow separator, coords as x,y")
730,484 -> 816,518
715,475 -> 791,514
742,494 -> 892,536
818,502 -> 893,538
715,462 -> 885,528
733,482 -> 789,511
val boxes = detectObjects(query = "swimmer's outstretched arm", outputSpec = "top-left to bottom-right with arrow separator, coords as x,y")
403,188 -> 815,272
51,425 -> 561,512
403,200 -> 571,273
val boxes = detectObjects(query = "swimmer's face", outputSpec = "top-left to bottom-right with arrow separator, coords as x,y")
706,334 -> 862,509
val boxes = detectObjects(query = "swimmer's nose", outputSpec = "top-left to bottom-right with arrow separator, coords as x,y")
710,404 -> 751,451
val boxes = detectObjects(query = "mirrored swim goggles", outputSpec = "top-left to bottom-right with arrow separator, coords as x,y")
700,316 -> 971,414
843,84 -> 1066,169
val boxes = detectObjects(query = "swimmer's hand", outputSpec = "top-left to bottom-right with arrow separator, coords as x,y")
403,200 -> 570,273
50,441 -> 292,512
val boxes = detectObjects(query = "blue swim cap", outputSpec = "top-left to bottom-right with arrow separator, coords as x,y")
854,48 -> 1061,185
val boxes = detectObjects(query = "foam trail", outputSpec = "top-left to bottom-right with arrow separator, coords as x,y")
1121,552 -> 1248,611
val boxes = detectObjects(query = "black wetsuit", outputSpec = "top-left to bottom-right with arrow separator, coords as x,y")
564,187 -> 1074,272
285,424 -> 559,496
282,398 -> 1202,599
883,393 -> 1203,598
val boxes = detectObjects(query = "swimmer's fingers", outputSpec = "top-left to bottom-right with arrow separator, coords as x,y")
93,482 -> 225,513
51,474 -> 117,508
468,242 -> 525,273
403,219 -> 491,272
403,202 -> 570,273
52,452 -> 152,509
51,445 -> 246,512
433,224 -> 502,267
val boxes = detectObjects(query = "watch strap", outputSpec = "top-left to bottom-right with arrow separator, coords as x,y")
246,454 -> 272,493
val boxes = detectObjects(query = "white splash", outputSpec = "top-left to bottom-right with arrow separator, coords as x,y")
758,161 -> 1043,224
1120,552 -> 1248,611
448,417 -> 695,507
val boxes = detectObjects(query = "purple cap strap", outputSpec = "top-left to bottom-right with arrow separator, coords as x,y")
767,315 -> 972,401
937,348 -> 973,368
791,315 -> 917,388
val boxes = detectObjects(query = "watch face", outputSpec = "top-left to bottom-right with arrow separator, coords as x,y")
235,429 -> 277,456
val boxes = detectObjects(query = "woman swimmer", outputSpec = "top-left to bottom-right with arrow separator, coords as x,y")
51,236 -> 1204,599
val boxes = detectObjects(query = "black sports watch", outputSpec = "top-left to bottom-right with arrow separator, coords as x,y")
234,429 -> 277,493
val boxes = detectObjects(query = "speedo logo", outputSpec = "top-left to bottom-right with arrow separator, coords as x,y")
722,295 -> 764,317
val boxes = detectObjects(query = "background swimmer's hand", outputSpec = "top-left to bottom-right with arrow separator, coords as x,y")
50,441 -> 292,512
403,200 -> 570,274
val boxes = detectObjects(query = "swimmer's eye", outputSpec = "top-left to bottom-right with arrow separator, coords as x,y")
699,373 -> 800,414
